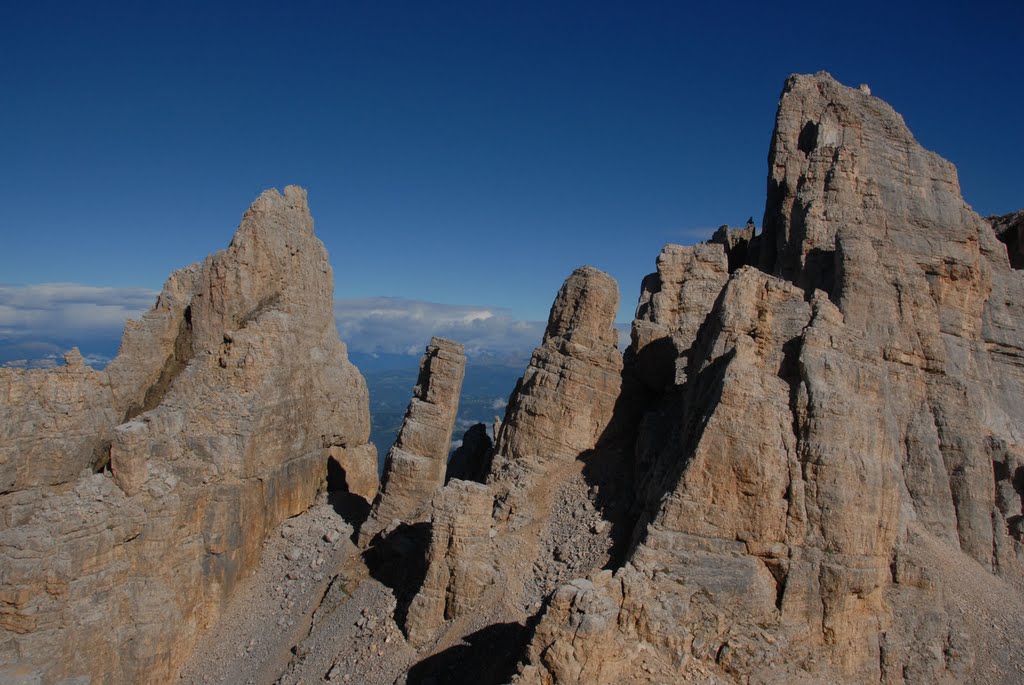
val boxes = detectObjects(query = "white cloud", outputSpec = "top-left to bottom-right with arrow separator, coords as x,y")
0,283 -> 157,369
2,357 -> 58,370
333,297 -> 546,358
615,322 -> 630,351
491,397 -> 508,410
82,352 -> 114,367
0,283 -> 157,338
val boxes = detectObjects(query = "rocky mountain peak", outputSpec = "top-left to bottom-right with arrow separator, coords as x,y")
5,76 -> 1024,685
0,187 -> 374,684
542,265 -> 620,350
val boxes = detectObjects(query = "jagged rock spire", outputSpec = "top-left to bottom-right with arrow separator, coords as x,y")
359,337 -> 466,545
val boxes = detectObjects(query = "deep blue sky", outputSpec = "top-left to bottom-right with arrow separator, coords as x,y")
2,1 -> 1021,324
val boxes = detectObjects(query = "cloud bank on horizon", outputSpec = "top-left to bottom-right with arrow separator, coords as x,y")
0,283 -> 160,338
333,296 -> 547,359
0,284 -> 585,368
0,284 -> 160,368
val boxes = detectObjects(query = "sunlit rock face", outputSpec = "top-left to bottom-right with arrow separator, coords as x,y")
517,73 -> 1024,684
5,73 -> 1024,685
0,186 -> 374,684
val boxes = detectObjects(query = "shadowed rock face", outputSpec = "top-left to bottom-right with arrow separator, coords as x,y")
446,422 -> 494,484
359,337 -> 466,545
989,210 -> 1024,270
517,73 -> 1024,684
0,187 -> 374,684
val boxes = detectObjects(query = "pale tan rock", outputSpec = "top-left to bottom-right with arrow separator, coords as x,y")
628,242 -> 729,391
327,443 -> 379,503
404,479 -> 495,645
6,74 -> 1023,685
378,265 -> 624,669
359,337 -> 466,545
0,186 -> 373,684
492,266 -> 622,468
383,266 -> 625,661
517,73 -> 1024,685
110,419 -> 150,496
0,348 -> 119,491
485,265 -> 622,552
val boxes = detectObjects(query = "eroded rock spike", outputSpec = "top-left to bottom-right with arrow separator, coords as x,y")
359,337 -> 466,545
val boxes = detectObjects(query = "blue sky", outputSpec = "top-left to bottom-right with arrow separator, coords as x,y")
1,1 -> 1021,363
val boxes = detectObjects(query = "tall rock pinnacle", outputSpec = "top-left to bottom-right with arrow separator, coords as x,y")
492,265 -> 622,468
359,337 -> 466,545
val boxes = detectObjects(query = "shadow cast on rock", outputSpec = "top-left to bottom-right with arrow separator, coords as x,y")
406,620 -> 537,685
584,332 -> 735,567
575,353 -> 665,571
362,522 -> 431,630
326,457 -> 372,528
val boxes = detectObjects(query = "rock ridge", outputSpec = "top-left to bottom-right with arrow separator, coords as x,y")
5,73 -> 1024,685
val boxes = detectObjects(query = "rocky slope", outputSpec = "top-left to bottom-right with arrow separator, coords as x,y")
0,187 -> 375,684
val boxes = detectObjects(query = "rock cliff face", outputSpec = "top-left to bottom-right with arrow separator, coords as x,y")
516,72 -> 1024,684
392,265 -> 623,657
0,187 -> 374,684
489,265 -> 622,578
492,266 -> 622,470
404,479 -> 495,646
